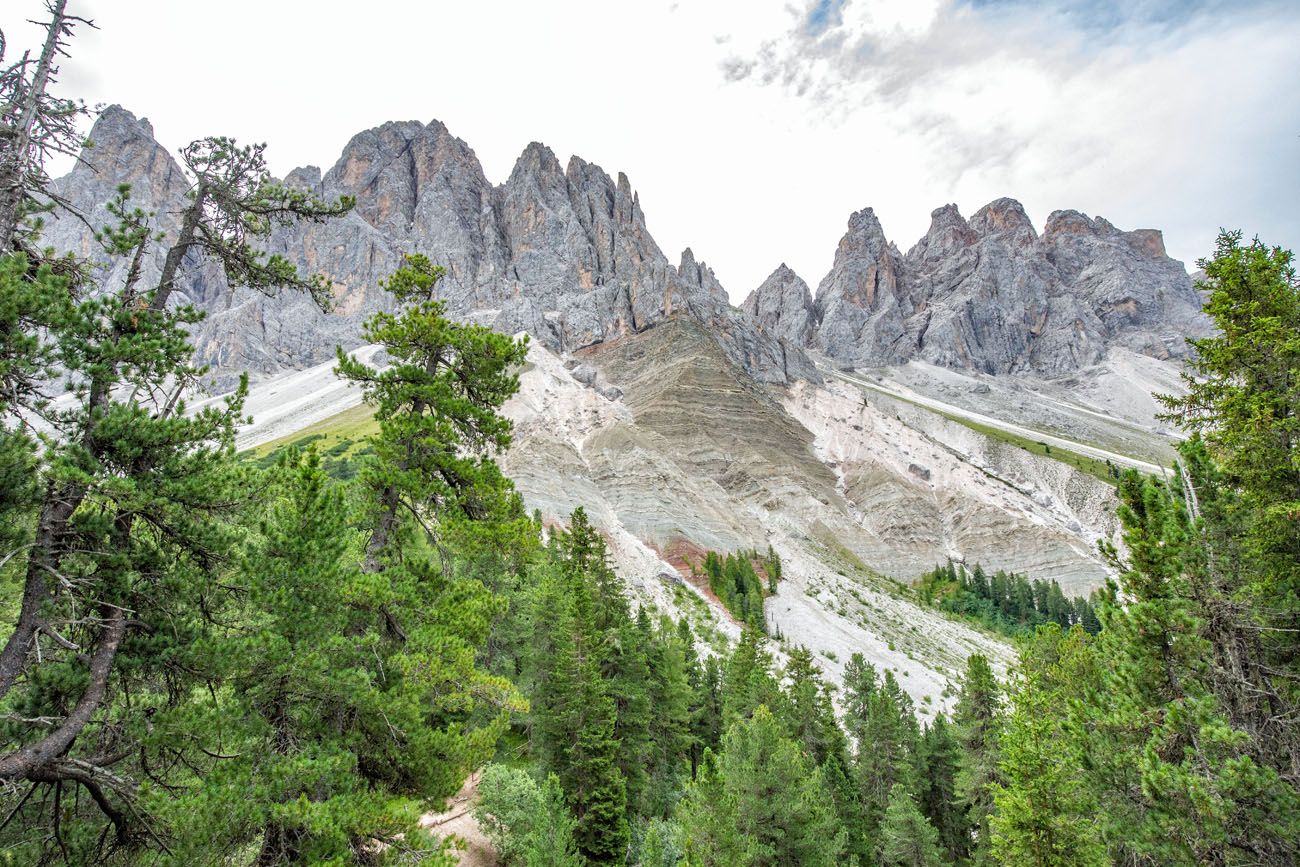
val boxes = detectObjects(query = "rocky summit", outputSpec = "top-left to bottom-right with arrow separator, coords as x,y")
49,106 -> 814,390
50,106 -> 1208,391
748,199 -> 1212,375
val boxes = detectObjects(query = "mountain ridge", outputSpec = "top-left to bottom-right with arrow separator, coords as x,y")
752,197 -> 1211,375
50,105 -> 1208,391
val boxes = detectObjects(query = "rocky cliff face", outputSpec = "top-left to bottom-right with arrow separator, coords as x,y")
52,106 -> 1206,388
746,199 -> 1210,374
49,106 -> 813,388
741,264 -> 818,347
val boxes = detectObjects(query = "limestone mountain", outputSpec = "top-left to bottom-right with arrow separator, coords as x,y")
44,106 -> 1208,705
741,263 -> 818,346
747,198 -> 1211,374
48,106 -> 814,389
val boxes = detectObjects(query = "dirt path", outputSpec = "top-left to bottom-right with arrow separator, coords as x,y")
421,772 -> 497,867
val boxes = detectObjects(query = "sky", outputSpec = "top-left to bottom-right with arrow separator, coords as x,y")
2,0 -> 1297,300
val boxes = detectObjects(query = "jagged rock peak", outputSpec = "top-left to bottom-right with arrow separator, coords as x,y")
1044,209 -> 1168,258
805,194 -> 1211,375
677,248 -> 728,301
846,206 -> 888,242
283,165 -> 322,193
510,141 -> 566,181
742,263 -> 817,346
908,203 -> 975,262
90,104 -> 154,141
969,197 -> 1037,244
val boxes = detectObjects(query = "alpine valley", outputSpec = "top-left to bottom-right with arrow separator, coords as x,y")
48,105 -> 1212,706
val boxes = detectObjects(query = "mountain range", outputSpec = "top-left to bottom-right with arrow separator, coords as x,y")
46,105 -> 1211,704
50,106 -> 1208,388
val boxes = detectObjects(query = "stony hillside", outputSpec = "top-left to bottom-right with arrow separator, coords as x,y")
231,317 -> 1154,708
45,105 -> 1209,705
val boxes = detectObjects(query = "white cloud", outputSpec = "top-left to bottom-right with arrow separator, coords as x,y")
2,0 -> 1296,299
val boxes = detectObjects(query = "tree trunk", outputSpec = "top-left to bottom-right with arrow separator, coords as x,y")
151,185 -> 204,311
0,0 -> 69,251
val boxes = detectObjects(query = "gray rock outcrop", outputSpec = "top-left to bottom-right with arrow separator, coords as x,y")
800,199 -> 1210,373
741,263 -> 818,347
49,107 -> 814,388
51,106 -> 1206,390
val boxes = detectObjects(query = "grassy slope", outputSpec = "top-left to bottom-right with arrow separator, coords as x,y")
837,378 -> 1123,486
928,408 -> 1120,485
243,403 -> 377,459
239,403 -> 379,479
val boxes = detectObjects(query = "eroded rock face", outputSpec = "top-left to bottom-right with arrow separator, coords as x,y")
801,199 -> 1210,374
741,264 -> 818,347
49,106 -> 811,389
53,107 -> 1205,387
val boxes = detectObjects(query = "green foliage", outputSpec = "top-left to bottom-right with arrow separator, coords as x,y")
720,628 -> 781,727
954,653 -> 1002,864
778,646 -> 845,767
916,714 -> 969,863
474,765 -> 581,867
636,818 -> 685,867
529,513 -> 631,863
337,253 -> 529,548
842,653 -> 920,847
160,136 -> 354,308
700,550 -> 768,630
916,561 -> 1101,638
678,705 -> 845,866
878,783 -> 944,867
159,450 -> 484,863
991,627 -> 1106,867
1159,230 -> 1300,712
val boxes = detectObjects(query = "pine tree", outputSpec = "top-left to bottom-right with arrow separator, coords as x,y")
852,668 -> 920,844
991,627 -> 1105,867
878,783 -> 944,867
678,705 -> 845,866
474,765 -> 582,867
720,628 -> 781,726
954,653 -> 1002,864
822,751 -> 872,864
644,616 -> 694,817
0,178 -> 349,856
1156,230 -> 1299,786
529,514 -> 632,864
917,714 -> 969,864
171,451 -> 491,863
780,646 -> 846,766
0,0 -> 92,251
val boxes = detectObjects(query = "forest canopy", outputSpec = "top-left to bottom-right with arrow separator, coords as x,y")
1,4 -> 1297,866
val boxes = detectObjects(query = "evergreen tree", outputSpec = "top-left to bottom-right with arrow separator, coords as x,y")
822,751 -> 871,864
692,652 -> 724,775
853,668 -> 920,844
720,628 -> 781,726
0,168 -> 346,857
644,616 -> 694,817
991,627 -> 1105,867
953,653 -> 1002,864
173,451 -> 499,863
0,0 -> 91,251
678,705 -> 845,866
1157,230 -> 1300,783
780,646 -> 845,766
474,765 -> 582,867
530,515 -> 631,864
917,714 -> 969,864
878,783 -> 944,867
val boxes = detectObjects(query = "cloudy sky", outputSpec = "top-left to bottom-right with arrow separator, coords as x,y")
3,0 -> 1297,299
